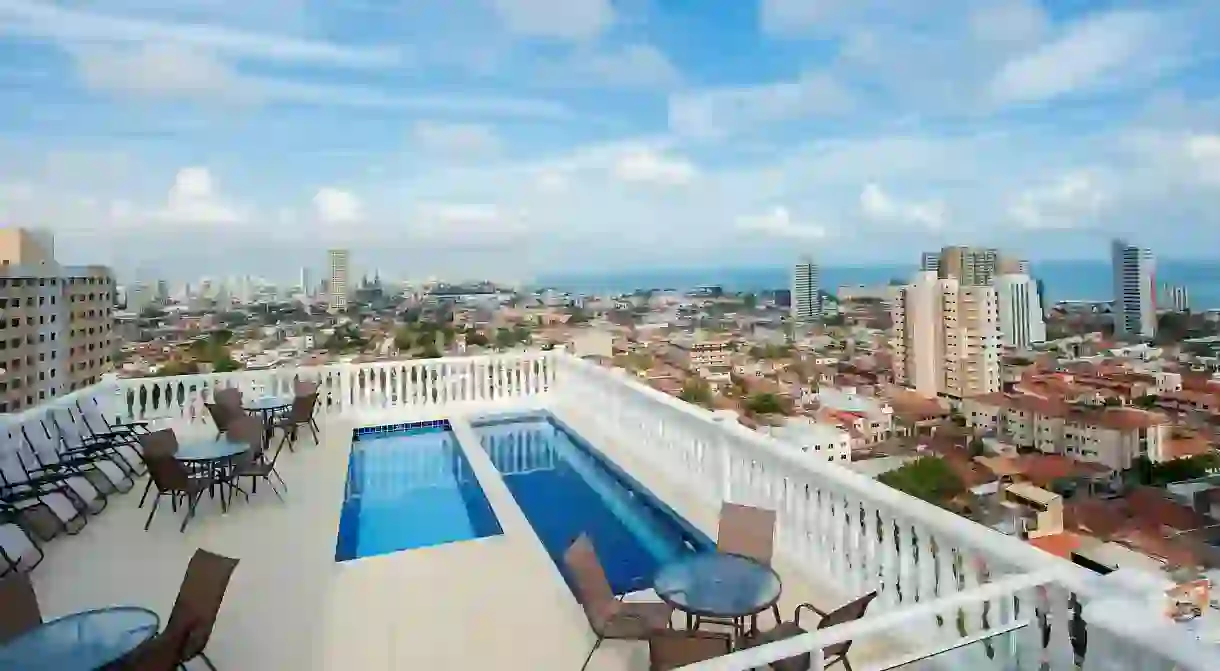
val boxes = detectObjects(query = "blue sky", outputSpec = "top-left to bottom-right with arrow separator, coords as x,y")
0,0 -> 1218,282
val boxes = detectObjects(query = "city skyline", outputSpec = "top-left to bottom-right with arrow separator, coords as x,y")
1,1 -> 1219,278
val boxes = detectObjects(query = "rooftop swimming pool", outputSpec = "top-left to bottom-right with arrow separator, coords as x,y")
472,412 -> 712,594
335,421 -> 503,561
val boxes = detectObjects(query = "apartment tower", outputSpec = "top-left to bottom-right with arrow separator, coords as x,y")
1110,239 -> 1155,340
327,249 -> 350,313
791,256 -> 821,323
994,273 -> 1047,349
936,246 -> 1001,286
0,228 -> 114,413
891,271 -> 1001,400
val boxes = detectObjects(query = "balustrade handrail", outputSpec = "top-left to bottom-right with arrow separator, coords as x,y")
556,355 -> 1104,594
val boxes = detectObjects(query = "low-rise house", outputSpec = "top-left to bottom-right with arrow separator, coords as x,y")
762,417 -> 852,462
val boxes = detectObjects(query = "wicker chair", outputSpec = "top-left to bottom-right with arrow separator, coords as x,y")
648,629 -> 732,670
708,502 -> 782,630
136,429 -> 179,509
564,534 -> 674,670
740,592 -> 878,671
0,571 -> 41,644
226,416 -> 287,502
271,394 -> 319,452
204,403 -> 239,440
140,442 -> 223,533
213,388 -> 243,411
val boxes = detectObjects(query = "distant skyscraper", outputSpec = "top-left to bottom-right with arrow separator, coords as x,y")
1159,283 -> 1189,313
994,274 -> 1046,349
791,256 -> 821,323
1110,239 -> 1155,340
328,249 -> 350,313
937,246 -> 1001,286
920,251 -> 939,273
299,267 -> 312,298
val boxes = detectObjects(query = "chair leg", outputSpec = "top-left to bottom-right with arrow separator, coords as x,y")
138,477 -> 154,507
144,494 -> 161,530
580,635 -> 603,671
180,491 -> 201,533
771,603 -> 782,627
197,651 -> 219,671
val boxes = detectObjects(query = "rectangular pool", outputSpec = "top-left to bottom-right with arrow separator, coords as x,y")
471,412 -> 712,594
335,421 -> 503,561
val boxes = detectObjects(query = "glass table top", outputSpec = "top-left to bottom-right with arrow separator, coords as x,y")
0,606 -> 159,671
654,552 -> 782,618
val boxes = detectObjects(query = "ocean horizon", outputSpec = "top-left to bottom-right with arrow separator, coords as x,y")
536,259 -> 1220,310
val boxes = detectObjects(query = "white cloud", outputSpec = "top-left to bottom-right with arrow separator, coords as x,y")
989,11 -> 1166,105
155,166 -> 247,225
412,122 -> 502,159
860,183 -> 947,230
968,0 -> 1048,46
490,0 -> 613,40
1008,172 -> 1107,229
534,170 -> 569,193
669,73 -> 852,139
0,0 -> 399,67
411,203 -> 528,245
563,44 -> 680,89
612,148 -> 697,186
313,187 -> 362,225
737,207 -> 828,241
1187,134 -> 1220,184
73,42 -> 248,101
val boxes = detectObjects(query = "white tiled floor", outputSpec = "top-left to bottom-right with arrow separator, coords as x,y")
26,404 -> 898,670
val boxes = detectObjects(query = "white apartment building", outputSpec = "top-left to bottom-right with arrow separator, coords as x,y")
328,249 -> 350,313
1111,239 -> 1156,340
764,417 -> 852,462
815,387 -> 894,442
791,256 -> 820,323
994,273 -> 1046,349
0,228 -> 114,413
668,335 -> 732,374
963,393 -> 1169,471
891,271 -> 1001,401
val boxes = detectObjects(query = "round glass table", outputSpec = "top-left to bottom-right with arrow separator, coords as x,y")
654,552 -> 782,635
244,395 -> 293,445
174,438 -> 251,462
0,606 -> 159,670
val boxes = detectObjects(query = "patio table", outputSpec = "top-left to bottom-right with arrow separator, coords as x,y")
0,606 -> 159,670
175,437 -> 252,510
654,552 -> 782,639
243,395 -> 293,447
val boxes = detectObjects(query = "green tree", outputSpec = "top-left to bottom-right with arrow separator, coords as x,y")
968,437 -> 987,457
878,457 -> 965,507
212,357 -> 241,373
155,360 -> 199,377
1130,454 -> 1220,485
465,331 -> 490,347
745,392 -> 784,415
1133,394 -> 1160,409
680,379 -> 713,407
393,326 -> 415,352
566,307 -> 590,324
417,344 -> 442,359
494,328 -> 517,350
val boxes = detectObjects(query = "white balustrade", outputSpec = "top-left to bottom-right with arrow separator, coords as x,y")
0,350 -> 1211,670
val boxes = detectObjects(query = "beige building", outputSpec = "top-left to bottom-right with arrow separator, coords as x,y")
327,249 -> 350,313
0,228 -> 114,413
668,335 -> 732,375
891,271 -> 1001,401
962,392 -> 1169,471
1001,483 -> 1064,539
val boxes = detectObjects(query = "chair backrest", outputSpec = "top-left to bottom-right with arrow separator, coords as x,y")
138,428 -> 179,458
74,399 -> 110,437
204,403 -> 235,432
165,549 -> 240,659
716,502 -> 776,565
289,393 -> 317,423
0,572 -> 42,644
648,630 -> 732,671
818,591 -> 878,659
214,388 -> 243,410
293,380 -> 320,397
22,425 -> 57,467
562,534 -> 618,632
144,451 -> 192,493
225,415 -> 264,461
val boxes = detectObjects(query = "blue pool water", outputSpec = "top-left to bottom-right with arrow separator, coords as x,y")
472,412 -> 712,594
335,422 -> 503,561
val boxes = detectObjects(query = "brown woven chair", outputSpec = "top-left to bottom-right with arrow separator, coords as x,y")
271,393 -> 319,452
740,591 -> 878,671
293,380 -> 320,397
564,534 -> 674,671
648,629 -> 732,670
213,388 -> 243,410
137,429 -> 179,509
116,628 -> 189,671
712,502 -> 781,628
124,549 -> 239,671
204,403 -> 238,440
226,416 -> 287,502
142,446 -> 222,533
0,571 -> 41,644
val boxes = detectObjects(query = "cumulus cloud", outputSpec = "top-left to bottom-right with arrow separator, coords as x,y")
1187,134 -> 1220,185
1008,172 -> 1107,229
72,42 -> 249,101
859,183 -> 946,229
737,207 -> 828,241
411,203 -> 528,246
313,187 -> 362,225
612,148 -> 697,187
412,121 -> 502,159
155,167 -> 246,225
561,44 -> 680,89
669,73 -> 852,139
490,0 -> 614,40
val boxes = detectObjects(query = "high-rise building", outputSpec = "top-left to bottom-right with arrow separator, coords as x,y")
1110,239 -> 1156,340
891,271 -> 1001,400
0,228 -> 114,413
920,251 -> 939,273
936,246 -> 1002,286
1159,283 -> 1189,313
328,249 -> 350,313
791,256 -> 820,323
299,267 -> 312,298
994,273 -> 1046,349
